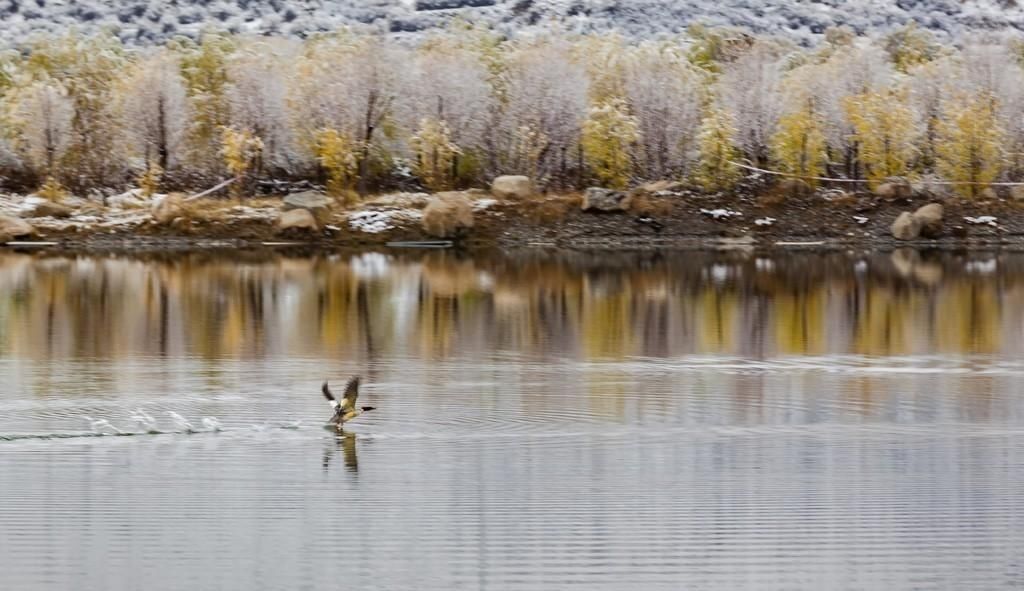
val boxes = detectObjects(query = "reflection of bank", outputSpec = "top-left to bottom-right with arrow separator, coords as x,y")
323,432 -> 358,473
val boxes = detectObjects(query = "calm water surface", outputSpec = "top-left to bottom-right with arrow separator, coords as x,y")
0,248 -> 1022,590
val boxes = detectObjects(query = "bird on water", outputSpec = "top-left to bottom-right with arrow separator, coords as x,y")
322,376 -> 376,428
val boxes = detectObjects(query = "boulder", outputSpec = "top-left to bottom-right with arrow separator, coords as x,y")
912,203 -> 944,238
979,187 -> 999,201
491,176 -> 533,200
876,178 -> 913,200
24,199 -> 72,219
891,211 -> 921,240
582,188 -> 631,213
422,192 -> 474,238
283,191 -> 333,217
277,208 -> 319,233
0,215 -> 35,242
151,194 -> 187,225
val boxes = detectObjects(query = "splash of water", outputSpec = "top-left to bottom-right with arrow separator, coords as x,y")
201,417 -> 222,432
167,412 -> 195,434
84,416 -> 124,435
130,408 -> 159,434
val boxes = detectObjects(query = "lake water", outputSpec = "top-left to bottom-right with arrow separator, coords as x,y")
0,248 -> 1022,590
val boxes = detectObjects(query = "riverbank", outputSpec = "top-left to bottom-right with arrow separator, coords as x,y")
2,183 -> 1024,252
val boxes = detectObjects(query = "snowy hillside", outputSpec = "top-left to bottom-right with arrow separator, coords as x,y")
0,0 -> 1022,45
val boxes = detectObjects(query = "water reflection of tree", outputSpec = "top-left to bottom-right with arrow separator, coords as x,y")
0,250 -> 1019,362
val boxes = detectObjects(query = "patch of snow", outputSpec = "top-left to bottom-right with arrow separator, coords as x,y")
853,216 -> 869,225
349,210 -> 395,233
754,217 -> 775,226
700,208 -> 742,220
964,215 -> 998,226
472,198 -> 498,211
854,260 -> 868,274
228,205 -> 278,221
755,258 -> 774,272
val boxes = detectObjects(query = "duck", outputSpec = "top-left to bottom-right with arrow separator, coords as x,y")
322,376 -> 376,428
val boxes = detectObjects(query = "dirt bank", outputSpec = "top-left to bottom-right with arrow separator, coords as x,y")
3,188 -> 1024,252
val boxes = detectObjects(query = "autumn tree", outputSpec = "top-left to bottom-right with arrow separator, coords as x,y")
883,23 -> 943,73
935,92 -> 1005,198
771,98 -> 827,183
220,126 -> 263,200
226,39 -> 297,179
397,34 -> 494,187
581,98 -> 639,189
2,79 -> 74,187
718,44 -> 785,167
289,33 -> 402,194
409,118 -> 462,192
118,50 -> 189,187
22,32 -> 129,190
497,38 -> 588,187
693,106 -> 741,191
843,88 -> 919,185
175,33 -> 235,177
315,128 -> 360,202
624,41 -> 705,179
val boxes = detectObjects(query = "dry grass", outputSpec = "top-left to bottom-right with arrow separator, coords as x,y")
181,196 -> 280,222
522,193 -> 582,225
628,192 -> 675,217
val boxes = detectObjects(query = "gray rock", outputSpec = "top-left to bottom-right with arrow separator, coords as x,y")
283,191 -> 333,216
491,176 -> 533,200
582,188 -> 631,213
891,211 -> 921,240
277,208 -> 319,232
912,203 -> 944,238
876,178 -> 913,200
0,215 -> 35,242
422,192 -> 474,238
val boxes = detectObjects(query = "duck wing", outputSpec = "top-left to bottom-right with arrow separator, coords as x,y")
340,376 -> 360,412
322,381 -> 339,409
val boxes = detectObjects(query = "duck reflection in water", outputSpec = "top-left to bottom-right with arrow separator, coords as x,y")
323,431 -> 359,473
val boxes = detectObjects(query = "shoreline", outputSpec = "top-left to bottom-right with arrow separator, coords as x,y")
4,186 -> 1024,254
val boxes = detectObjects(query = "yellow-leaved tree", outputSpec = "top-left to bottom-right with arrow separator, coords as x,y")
315,128 -> 360,202
220,126 -> 263,200
770,98 -> 827,184
22,32 -> 128,190
935,92 -> 1005,198
409,118 -> 462,192
693,106 -> 741,191
581,98 -> 639,189
176,34 -> 235,177
843,88 -> 918,187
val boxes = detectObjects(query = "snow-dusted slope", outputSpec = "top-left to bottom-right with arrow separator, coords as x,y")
1,0 -> 1022,45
